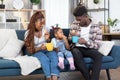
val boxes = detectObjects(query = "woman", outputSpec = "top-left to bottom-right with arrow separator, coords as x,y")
24,11 -> 59,80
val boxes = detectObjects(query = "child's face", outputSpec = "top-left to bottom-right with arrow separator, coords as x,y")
55,29 -> 64,40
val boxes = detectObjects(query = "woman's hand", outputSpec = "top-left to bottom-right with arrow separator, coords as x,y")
41,44 -> 46,50
35,44 -> 46,52
44,31 -> 50,40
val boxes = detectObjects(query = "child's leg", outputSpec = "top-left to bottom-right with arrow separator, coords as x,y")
67,57 -> 75,70
65,50 -> 75,70
58,52 -> 64,69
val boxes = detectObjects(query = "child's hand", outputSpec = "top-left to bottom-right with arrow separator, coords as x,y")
62,35 -> 67,39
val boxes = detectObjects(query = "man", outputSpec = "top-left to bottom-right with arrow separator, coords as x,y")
69,6 -> 103,80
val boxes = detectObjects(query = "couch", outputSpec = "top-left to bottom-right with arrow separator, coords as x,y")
0,29 -> 120,80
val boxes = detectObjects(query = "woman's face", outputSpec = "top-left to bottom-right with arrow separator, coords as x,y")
35,18 -> 45,31
55,29 -> 64,40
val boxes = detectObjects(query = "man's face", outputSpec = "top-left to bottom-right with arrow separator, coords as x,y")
75,15 -> 88,27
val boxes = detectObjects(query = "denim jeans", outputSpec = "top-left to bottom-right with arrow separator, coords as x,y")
33,50 -> 60,78
58,50 -> 73,58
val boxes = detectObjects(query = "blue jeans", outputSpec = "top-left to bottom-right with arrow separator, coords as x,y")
33,50 -> 59,78
58,50 -> 73,58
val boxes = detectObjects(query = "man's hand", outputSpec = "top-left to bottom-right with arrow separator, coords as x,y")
78,38 -> 87,44
70,30 -> 77,36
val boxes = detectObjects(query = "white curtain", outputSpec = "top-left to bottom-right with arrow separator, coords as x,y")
43,0 -> 69,28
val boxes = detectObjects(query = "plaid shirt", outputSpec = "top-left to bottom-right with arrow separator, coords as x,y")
69,22 -> 102,49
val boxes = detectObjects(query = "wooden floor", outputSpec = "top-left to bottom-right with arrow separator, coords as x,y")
0,67 -> 120,80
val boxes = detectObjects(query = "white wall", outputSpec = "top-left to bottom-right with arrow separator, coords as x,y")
110,0 -> 120,20
87,0 -> 108,24
43,0 -> 69,29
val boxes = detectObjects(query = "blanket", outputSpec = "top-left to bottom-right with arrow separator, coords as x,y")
6,55 -> 41,75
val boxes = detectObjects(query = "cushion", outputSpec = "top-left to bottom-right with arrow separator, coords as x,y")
0,59 -> 19,69
0,37 -> 24,58
83,56 -> 114,64
0,29 -> 17,51
98,41 -> 115,56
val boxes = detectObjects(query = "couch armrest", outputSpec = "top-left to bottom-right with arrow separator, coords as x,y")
109,45 -> 120,68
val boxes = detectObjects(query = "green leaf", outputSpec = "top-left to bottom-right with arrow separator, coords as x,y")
113,19 -> 118,25
107,18 -> 112,23
93,0 -> 99,4
30,0 -> 40,5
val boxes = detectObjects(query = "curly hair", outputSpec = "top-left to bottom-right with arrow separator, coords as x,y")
73,6 -> 88,17
52,26 -> 61,34
25,11 -> 45,54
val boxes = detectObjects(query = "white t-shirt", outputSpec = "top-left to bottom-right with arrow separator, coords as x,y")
76,23 -> 91,47
24,27 -> 49,48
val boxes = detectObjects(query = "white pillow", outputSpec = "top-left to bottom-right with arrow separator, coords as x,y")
0,37 -> 24,58
98,41 -> 115,56
0,29 -> 17,51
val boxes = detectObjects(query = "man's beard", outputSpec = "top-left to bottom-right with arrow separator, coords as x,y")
81,22 -> 87,27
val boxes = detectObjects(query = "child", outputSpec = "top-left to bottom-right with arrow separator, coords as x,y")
51,26 -> 75,70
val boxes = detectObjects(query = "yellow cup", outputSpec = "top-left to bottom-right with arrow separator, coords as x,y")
46,43 -> 53,51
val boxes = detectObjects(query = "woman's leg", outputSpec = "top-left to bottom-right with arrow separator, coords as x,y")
52,75 -> 58,80
47,78 -> 52,80
33,51 -> 51,79
46,51 -> 60,80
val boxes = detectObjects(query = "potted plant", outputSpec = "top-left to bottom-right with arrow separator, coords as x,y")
0,0 -> 5,9
93,0 -> 99,4
107,18 -> 119,33
30,0 -> 41,9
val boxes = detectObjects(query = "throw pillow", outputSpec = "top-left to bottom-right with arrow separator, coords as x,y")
0,37 -> 24,58
0,29 -> 17,51
98,41 -> 115,56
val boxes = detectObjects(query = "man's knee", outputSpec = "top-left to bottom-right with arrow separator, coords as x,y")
71,48 -> 80,53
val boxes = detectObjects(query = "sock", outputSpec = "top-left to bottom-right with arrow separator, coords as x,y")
58,57 -> 64,69
67,58 -> 75,70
